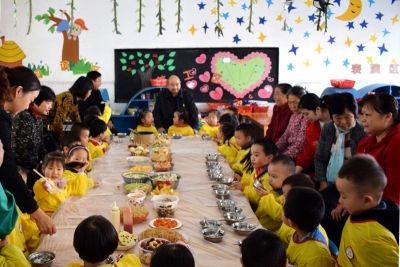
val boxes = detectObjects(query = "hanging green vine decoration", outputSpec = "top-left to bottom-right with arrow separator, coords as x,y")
246,0 -> 255,33
135,0 -> 145,33
214,0 -> 223,37
26,0 -> 33,35
13,0 -> 18,29
315,0 -> 331,32
111,0 -> 121,34
156,0 -> 165,36
66,0 -> 75,34
175,0 -> 183,32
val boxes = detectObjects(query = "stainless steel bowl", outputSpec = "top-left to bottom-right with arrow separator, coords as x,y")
202,135 -> 213,141
199,219 -> 223,229
172,133 -> 183,139
206,161 -> 221,167
223,212 -> 246,225
201,228 -> 225,243
216,199 -> 236,208
211,184 -> 229,191
28,251 -> 56,267
220,206 -> 243,214
213,189 -> 231,199
205,153 -> 219,161
208,173 -> 224,181
215,177 -> 234,186
231,222 -> 257,236
253,180 -> 264,190
149,172 -> 181,190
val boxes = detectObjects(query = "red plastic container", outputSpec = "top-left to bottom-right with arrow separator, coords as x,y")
236,106 -> 253,114
252,106 -> 269,113
207,103 -> 231,110
149,79 -> 168,87
330,79 -> 356,89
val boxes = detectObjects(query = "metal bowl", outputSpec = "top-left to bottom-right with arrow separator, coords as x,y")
117,132 -> 127,138
220,206 -> 243,214
215,177 -> 234,186
207,165 -> 222,172
206,161 -> 221,167
211,184 -> 229,191
121,172 -> 149,184
126,156 -> 150,167
231,222 -> 257,236
205,153 -> 219,161
28,251 -> 56,267
149,172 -> 181,190
213,189 -> 231,199
202,135 -> 213,141
223,212 -> 246,225
208,174 -> 223,181
253,180 -> 265,190
201,228 -> 225,243
172,133 -> 183,139
216,199 -> 236,208
199,219 -> 223,229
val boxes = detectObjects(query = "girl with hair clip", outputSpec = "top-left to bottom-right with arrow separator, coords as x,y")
150,242 -> 195,267
167,109 -> 195,136
67,215 -> 141,267
217,123 -> 238,164
295,93 -> 331,177
132,109 -> 158,136
33,151 -> 93,217
276,86 -> 308,159
63,145 -> 95,187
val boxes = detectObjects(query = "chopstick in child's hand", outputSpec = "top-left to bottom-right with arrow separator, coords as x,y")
32,169 -> 63,193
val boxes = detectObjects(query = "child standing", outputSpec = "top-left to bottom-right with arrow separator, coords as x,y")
71,123 -> 93,172
335,155 -> 399,267
167,109 -> 195,136
67,215 -> 141,267
231,123 -> 254,174
199,109 -> 220,138
216,123 -> 238,162
132,109 -> 158,136
283,187 -> 336,267
254,155 -> 295,231
33,150 -> 92,217
88,119 -> 110,160
276,86 -> 307,159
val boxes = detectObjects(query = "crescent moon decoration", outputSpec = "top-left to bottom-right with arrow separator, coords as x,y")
336,0 -> 363,21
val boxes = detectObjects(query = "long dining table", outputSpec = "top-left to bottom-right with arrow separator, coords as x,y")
36,136 -> 260,267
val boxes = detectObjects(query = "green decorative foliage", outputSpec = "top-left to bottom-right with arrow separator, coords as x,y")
27,62 -> 51,76
156,0 -> 165,36
175,0 -> 183,33
111,0 -> 121,34
214,0 -> 223,37
136,0 -> 145,33
246,0 -> 255,34
70,58 -> 92,75
144,53 -> 150,59
27,0 -> 33,35
129,54 -> 134,60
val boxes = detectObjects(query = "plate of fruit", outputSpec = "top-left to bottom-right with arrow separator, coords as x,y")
117,231 -> 138,251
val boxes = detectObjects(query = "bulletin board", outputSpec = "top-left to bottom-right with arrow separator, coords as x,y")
114,47 -> 279,103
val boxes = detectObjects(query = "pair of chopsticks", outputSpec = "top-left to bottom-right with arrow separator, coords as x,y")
33,169 -> 63,193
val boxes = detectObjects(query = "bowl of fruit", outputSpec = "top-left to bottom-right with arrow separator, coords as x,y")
138,238 -> 171,265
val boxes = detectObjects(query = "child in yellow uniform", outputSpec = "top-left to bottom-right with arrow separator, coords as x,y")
335,155 -> 399,267
67,215 -> 141,267
34,150 -> 92,217
276,173 -> 329,248
254,155 -> 295,231
217,123 -> 238,162
231,123 -> 254,174
283,187 -> 336,267
84,104 -> 113,136
132,109 -> 158,136
61,133 -> 81,162
71,123 -> 93,172
199,109 -> 220,138
218,113 -> 240,150
151,243 -> 195,267
0,182 -> 30,267
233,139 -> 277,211
87,119 -> 110,159
64,145 -> 95,188
168,109 -> 195,136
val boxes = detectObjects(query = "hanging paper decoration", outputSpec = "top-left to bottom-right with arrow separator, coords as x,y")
175,0 -> 183,32
13,0 -> 18,29
26,0 -> 33,35
66,0 -> 75,34
156,0 -> 165,36
111,0 -> 121,34
281,1 -> 291,31
135,0 -> 145,33
314,0 -> 332,32
246,0 -> 255,33
214,0 -> 223,37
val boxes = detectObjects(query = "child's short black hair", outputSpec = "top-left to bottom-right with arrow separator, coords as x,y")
242,138 -> 277,173
282,173 -> 315,189
224,106 -> 244,123
219,123 -> 235,144
284,187 -> 324,232
235,123 -> 254,138
84,115 -> 100,128
61,133 -> 81,150
85,105 -> 101,119
73,215 -> 118,263
208,109 -> 220,119
175,109 -> 190,124
270,154 -> 296,174
133,109 -> 152,129
338,154 -> 387,199
33,85 -> 56,106
86,71 -> 101,81
219,113 -> 239,128
70,122 -> 89,137
241,229 -> 286,267
89,119 -> 107,137
151,244 -> 195,267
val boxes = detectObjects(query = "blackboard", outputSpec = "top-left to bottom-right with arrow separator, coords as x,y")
114,47 -> 279,103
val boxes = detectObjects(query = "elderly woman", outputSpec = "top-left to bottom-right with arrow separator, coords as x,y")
314,93 -> 367,246
0,66 -> 56,235
47,76 -> 92,142
357,93 -> 400,204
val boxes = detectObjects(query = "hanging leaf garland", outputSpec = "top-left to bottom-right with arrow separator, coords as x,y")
135,0 -> 145,33
26,0 -> 33,35
246,0 -> 255,34
175,0 -> 183,33
111,0 -> 121,34
214,0 -> 223,37
66,0 -> 75,34
13,0 -> 18,29
156,0 -> 165,36
315,0 -> 331,33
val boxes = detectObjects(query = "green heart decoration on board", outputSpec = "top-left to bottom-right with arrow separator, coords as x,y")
210,52 -> 272,98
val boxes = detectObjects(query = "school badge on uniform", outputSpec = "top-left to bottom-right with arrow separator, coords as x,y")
346,246 -> 354,259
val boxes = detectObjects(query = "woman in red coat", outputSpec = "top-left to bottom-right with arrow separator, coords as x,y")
357,93 -> 400,204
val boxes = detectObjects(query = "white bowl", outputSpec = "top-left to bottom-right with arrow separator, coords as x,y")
101,178 -> 124,192
151,195 -> 179,210
126,156 -> 150,167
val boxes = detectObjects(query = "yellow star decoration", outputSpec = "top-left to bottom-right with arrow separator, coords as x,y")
276,14 -> 283,21
315,43 -> 323,54
344,36 -> 353,47
228,0 -> 237,7
188,25 -> 197,35
391,58 -> 397,64
258,32 -> 267,43
295,16 -> 303,24
304,60 -> 311,67
304,0 -> 312,8
366,56 -> 373,63
391,14 -> 399,24
369,34 -> 377,42
211,7 -> 217,15
254,0 -> 258,3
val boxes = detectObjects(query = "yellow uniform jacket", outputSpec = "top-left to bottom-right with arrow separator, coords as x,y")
136,124 -> 158,136
242,169 -> 270,210
199,123 -> 219,138
87,139 -> 109,159
240,169 -> 254,187
0,244 -> 30,267
66,254 -> 142,267
231,144 -> 251,174
217,143 -> 238,164
276,223 -> 329,248
167,124 -> 195,136
254,190 -> 283,232
99,105 -> 112,136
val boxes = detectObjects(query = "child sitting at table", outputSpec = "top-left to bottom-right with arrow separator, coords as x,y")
254,155 -> 295,231
335,155 -> 399,267
283,187 -> 336,267
61,133 -> 81,162
241,228 -> 288,267
218,113 -> 239,149
231,123 -> 254,174
151,243 -> 195,267
33,150 -> 92,217
132,109 -> 158,136
222,106 -> 244,123
276,173 -> 328,248
0,183 -> 31,267
67,215 -> 141,267
216,123 -> 238,162
199,109 -> 220,138
84,104 -> 113,136
87,119 -> 110,160
70,123 -> 92,172
167,109 -> 195,136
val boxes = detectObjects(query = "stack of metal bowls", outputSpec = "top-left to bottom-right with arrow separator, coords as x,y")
206,153 -> 223,180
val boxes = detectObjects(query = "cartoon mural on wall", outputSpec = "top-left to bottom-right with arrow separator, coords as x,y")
0,36 -> 25,68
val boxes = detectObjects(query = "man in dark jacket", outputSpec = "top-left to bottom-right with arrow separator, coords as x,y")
153,75 -> 199,133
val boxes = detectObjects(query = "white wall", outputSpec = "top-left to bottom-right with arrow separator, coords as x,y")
0,0 -> 399,112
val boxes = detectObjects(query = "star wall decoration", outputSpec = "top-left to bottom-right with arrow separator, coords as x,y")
198,2 -> 206,10
308,13 -> 316,22
258,32 -> 266,43
228,0 -> 237,7
288,2 -> 296,13
241,3 -> 248,10
345,36 -> 353,47
202,22 -> 209,33
328,36 -> 336,44
189,25 -> 197,35
237,17 -> 244,25
304,31 -> 310,37
288,27 -> 293,33
368,0 -> 375,6
391,0 -> 398,4
382,28 -> 390,37
327,9 -> 334,18
378,43 -> 388,55
357,43 -> 365,52
289,44 -> 299,55
369,34 -> 377,42
346,21 -> 355,30
276,14 -> 283,21
304,60 -> 311,67
334,0 -> 341,6
343,59 -> 350,68
315,43 -> 323,54
295,16 -> 303,24
375,12 -> 384,20
359,20 -> 368,28
324,58 -> 331,66
366,56 -> 373,63
304,0 -> 312,8
266,0 -> 274,8
233,34 -> 241,44
222,12 -> 230,20
391,14 -> 399,24
259,17 -> 267,24
287,63 -> 294,71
